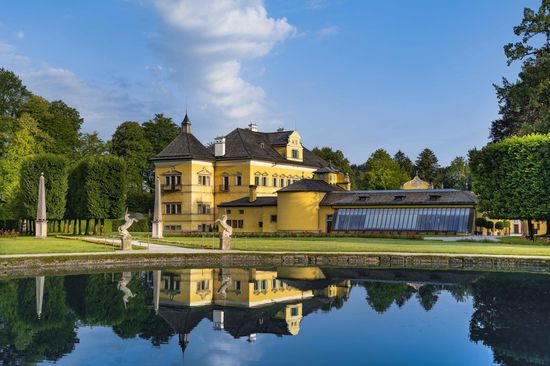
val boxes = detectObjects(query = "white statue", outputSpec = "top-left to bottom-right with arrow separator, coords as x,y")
118,208 -> 138,240
215,214 -> 233,238
117,272 -> 137,308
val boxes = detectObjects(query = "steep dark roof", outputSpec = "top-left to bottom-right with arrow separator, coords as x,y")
278,179 -> 344,193
314,166 -> 340,174
208,128 -> 327,168
151,132 -> 214,161
218,196 -> 278,207
320,189 -> 477,206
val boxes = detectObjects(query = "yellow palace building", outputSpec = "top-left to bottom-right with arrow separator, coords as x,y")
152,114 -> 477,235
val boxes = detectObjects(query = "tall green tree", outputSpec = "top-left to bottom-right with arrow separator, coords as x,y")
141,114 -> 179,191
357,149 -> 410,190
490,0 -> 550,141
415,148 -> 440,185
440,156 -> 471,190
110,122 -> 152,192
470,134 -> 550,238
142,114 -> 179,154
66,156 -> 127,234
77,132 -> 108,157
393,150 -> 415,177
21,96 -> 84,155
17,154 -> 70,221
0,68 -> 28,117
0,115 -> 52,219
312,146 -> 355,187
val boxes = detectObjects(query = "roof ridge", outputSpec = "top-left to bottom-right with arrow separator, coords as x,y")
236,129 -> 252,158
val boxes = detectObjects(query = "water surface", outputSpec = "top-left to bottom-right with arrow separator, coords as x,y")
1,267 -> 548,365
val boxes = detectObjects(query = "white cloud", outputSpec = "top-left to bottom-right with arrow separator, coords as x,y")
0,41 -> 149,138
316,25 -> 340,38
15,31 -> 25,40
151,0 -> 295,124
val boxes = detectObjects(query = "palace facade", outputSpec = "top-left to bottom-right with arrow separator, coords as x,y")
152,114 -> 478,235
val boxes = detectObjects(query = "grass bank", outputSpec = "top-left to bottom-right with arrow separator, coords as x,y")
0,236 -> 119,255
136,235 -> 550,256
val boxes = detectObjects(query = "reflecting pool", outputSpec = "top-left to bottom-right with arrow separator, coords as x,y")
1,267 -> 549,365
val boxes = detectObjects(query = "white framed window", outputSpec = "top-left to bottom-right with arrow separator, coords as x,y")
196,280 -> 209,291
199,175 -> 210,186
165,203 -> 181,215
198,203 -> 211,214
235,174 -> 242,186
255,176 -> 260,186
280,178 -> 285,187
234,280 -> 242,291
291,149 -> 300,159
262,176 -> 268,186
272,177 -> 278,187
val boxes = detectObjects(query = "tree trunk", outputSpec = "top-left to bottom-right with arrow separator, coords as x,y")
85,219 -> 89,236
527,219 -> 535,241
79,220 -> 83,235
100,218 -> 105,235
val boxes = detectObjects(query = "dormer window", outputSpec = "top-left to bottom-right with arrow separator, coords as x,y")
260,142 -> 265,149
429,194 -> 441,201
358,195 -> 369,201
394,195 -> 406,201
291,149 -> 300,159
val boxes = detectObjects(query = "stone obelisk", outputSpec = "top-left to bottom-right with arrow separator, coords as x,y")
153,270 -> 161,314
36,276 -> 45,319
35,173 -> 47,239
152,176 -> 163,239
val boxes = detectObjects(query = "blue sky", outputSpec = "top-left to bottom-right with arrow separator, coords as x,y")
0,0 -> 538,164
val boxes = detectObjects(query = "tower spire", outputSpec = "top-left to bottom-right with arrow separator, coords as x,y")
182,112 -> 192,133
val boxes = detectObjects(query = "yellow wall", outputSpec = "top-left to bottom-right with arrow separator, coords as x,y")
155,160 -> 215,231
277,191 -> 327,232
219,206 -> 278,233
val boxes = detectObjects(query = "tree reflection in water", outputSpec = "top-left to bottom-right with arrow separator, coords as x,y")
469,274 -> 550,366
0,268 -> 549,366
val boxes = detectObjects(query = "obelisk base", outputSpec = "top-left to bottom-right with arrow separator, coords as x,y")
219,237 -> 231,250
35,220 -> 48,239
152,221 -> 163,239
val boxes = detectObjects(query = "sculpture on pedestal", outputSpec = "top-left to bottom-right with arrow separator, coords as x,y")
118,208 -> 138,250
117,272 -> 137,308
215,214 -> 233,250
35,173 -> 47,239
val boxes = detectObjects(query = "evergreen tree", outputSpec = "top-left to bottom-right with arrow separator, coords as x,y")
415,148 -> 440,185
440,156 -> 471,190
393,150 -> 415,177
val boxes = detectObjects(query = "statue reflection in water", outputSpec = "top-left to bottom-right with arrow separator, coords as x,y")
117,272 -> 137,308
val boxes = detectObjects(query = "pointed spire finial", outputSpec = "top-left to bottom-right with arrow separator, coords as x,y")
182,112 -> 192,133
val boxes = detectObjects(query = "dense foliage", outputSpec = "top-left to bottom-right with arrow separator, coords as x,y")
489,1 -> 550,141
470,134 -> 550,236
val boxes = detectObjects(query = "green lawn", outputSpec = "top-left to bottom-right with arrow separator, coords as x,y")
137,235 -> 550,256
0,236 -> 118,255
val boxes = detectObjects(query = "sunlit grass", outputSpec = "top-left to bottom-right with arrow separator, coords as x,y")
136,235 -> 550,256
0,236 -> 117,255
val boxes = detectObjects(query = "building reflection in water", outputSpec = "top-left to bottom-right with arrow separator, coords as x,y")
152,267 -> 351,355
5,267 -> 550,366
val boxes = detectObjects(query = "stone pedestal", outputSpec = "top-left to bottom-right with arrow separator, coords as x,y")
219,236 -> 231,250
152,221 -> 163,239
35,220 -> 48,239
121,237 -> 133,251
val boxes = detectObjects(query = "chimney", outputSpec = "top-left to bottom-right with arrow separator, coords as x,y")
182,113 -> 192,133
248,123 -> 258,132
249,185 -> 257,202
214,136 -> 226,157
277,127 -> 285,132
